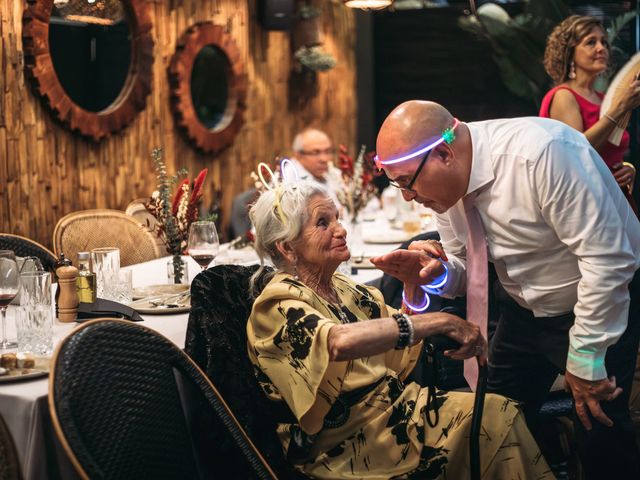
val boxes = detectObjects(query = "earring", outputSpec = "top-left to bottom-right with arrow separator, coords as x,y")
569,61 -> 576,79
292,256 -> 299,280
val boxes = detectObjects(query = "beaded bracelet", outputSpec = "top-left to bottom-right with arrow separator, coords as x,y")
392,313 -> 413,349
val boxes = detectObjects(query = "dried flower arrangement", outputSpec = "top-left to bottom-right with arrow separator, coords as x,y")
145,147 -> 208,283
332,145 -> 381,223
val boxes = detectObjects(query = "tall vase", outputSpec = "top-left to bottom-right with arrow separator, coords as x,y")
167,254 -> 189,284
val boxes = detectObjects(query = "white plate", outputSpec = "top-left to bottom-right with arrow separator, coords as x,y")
0,369 -> 49,383
132,284 -> 189,301
362,230 -> 414,244
132,298 -> 191,315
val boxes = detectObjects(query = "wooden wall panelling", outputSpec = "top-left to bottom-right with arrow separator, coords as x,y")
0,0 -> 357,248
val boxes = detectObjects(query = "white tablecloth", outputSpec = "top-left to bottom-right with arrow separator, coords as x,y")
0,222 -> 411,479
0,256 -> 202,480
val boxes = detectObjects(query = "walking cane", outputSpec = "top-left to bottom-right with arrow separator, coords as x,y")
424,337 -> 487,480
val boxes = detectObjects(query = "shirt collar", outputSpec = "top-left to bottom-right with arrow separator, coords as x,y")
291,158 -> 327,184
465,122 -> 494,197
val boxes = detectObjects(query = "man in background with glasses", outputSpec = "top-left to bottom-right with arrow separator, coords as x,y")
370,100 -> 640,480
229,128 -> 339,238
291,128 -> 341,200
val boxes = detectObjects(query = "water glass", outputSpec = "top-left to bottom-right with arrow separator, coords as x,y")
91,247 -> 121,300
16,271 -> 53,356
113,270 -> 133,304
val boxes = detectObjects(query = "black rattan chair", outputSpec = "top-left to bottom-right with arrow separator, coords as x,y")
49,318 -> 277,480
0,413 -> 22,480
185,264 -> 309,479
0,234 -> 57,273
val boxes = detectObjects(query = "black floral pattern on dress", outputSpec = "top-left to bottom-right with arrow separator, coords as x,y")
273,305 -> 321,365
405,445 -> 450,479
387,376 -> 405,404
386,400 -> 416,446
354,284 -> 381,318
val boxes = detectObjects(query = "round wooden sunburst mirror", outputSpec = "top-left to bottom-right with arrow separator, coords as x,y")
22,0 -> 153,141
169,22 -> 247,155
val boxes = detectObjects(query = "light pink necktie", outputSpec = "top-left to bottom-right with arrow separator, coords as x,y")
463,201 -> 488,391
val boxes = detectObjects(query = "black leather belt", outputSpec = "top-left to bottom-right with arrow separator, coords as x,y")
323,376 -> 386,429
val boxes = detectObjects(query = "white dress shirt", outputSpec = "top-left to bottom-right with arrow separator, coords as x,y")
290,158 -> 341,206
437,117 -> 640,381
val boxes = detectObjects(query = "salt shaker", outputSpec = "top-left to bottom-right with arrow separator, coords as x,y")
56,263 -> 79,323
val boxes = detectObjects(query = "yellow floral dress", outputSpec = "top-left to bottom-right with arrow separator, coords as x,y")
247,272 -> 554,479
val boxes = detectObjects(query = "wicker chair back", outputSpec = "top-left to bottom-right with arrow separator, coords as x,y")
53,209 -> 163,267
49,319 -> 277,480
0,234 -> 57,273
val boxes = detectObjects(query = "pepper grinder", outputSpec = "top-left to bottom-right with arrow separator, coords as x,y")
56,263 -> 79,323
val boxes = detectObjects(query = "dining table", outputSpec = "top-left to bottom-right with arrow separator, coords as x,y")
0,214 -> 429,479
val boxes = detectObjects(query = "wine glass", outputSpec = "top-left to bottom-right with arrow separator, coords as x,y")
0,250 -> 20,350
188,221 -> 220,270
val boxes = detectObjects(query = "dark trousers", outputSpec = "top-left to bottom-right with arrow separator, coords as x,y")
487,270 -> 640,480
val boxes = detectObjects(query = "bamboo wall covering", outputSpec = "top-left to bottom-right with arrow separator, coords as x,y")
0,0 -> 357,248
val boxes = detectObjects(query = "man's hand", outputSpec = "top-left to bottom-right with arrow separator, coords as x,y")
407,239 -> 448,262
564,371 -> 623,430
370,249 -> 445,285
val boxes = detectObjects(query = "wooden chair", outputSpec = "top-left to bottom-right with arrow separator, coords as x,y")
0,413 -> 23,480
53,209 -> 163,267
49,318 -> 277,480
0,234 -> 57,273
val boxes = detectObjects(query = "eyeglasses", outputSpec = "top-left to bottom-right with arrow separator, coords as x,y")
298,148 -> 336,157
388,149 -> 430,194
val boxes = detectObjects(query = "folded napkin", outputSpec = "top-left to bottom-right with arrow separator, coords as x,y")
77,298 -> 143,322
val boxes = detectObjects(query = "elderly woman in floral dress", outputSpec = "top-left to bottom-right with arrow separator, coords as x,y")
246,181 -> 553,479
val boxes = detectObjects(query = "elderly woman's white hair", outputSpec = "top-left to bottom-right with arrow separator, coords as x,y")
249,180 -> 329,291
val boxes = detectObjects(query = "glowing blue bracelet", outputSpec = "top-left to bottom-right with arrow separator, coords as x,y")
421,263 -> 449,295
402,289 -> 430,312
402,263 -> 449,312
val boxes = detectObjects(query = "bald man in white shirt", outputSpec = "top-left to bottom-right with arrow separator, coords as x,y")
371,100 -> 640,479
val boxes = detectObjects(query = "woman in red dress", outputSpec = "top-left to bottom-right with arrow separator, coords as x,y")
540,15 -> 640,216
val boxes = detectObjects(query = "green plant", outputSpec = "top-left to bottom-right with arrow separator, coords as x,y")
294,46 -> 336,72
297,3 -> 321,20
458,0 -> 637,106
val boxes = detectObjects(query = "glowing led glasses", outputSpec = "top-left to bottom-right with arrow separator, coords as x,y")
374,118 -> 460,169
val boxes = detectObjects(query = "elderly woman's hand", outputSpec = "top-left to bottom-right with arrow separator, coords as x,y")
370,249 -> 445,285
438,313 -> 488,365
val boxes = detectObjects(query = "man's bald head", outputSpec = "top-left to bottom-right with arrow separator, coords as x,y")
374,100 -> 471,214
376,101 -> 454,161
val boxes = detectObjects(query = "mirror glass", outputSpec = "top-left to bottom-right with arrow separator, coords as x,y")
49,0 -> 132,112
190,45 -> 231,131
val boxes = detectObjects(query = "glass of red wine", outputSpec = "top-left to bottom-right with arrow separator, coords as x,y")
0,250 -> 20,350
188,221 -> 220,270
